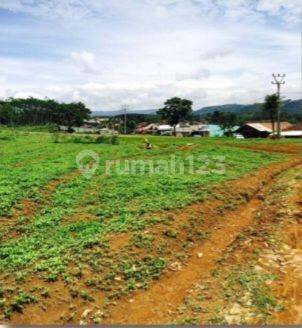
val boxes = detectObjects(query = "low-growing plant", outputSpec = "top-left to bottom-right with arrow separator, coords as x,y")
80,290 -> 95,302
163,229 -> 178,238
95,135 -> 119,145
10,291 -> 37,313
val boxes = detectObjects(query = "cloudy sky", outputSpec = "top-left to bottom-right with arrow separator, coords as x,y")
0,0 -> 301,111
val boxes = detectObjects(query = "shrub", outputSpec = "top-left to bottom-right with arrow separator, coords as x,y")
111,135 -> 119,145
67,126 -> 74,133
95,135 -> 107,144
95,135 -> 119,145
47,124 -> 60,133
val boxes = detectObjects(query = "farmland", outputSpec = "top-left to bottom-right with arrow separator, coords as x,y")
0,128 -> 301,324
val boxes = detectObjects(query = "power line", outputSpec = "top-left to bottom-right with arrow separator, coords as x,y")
271,73 -> 285,138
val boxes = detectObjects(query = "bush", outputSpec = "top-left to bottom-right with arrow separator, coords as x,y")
71,135 -> 94,143
67,126 -> 75,133
95,135 -> 119,145
111,135 -> 119,145
48,124 -> 61,143
47,124 -> 60,133
95,135 -> 107,144
50,134 -> 119,145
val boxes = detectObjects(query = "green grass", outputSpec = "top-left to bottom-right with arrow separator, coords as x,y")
0,128 -> 296,319
0,130 -> 287,276
225,267 -> 282,317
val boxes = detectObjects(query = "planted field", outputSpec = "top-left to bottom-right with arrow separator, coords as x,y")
0,129 -> 301,324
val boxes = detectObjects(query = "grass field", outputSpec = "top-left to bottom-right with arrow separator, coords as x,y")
0,128 -> 301,324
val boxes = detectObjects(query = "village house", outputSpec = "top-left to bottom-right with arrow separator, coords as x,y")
191,124 -> 210,137
236,122 -> 292,138
135,122 -> 158,134
135,122 -> 210,136
135,122 -> 211,137
157,124 -> 173,135
59,121 -> 116,135
281,123 -> 302,138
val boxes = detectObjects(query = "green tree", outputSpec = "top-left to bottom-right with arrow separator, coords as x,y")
210,110 -> 223,124
59,102 -> 90,128
0,98 -> 91,126
157,97 -> 193,136
263,94 -> 280,136
0,102 -> 18,125
217,112 -> 238,135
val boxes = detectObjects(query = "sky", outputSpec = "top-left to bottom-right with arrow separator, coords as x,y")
0,0 -> 301,111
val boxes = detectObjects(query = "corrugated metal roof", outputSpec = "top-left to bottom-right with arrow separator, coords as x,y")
157,125 -> 172,131
245,122 -> 292,133
246,123 -> 272,132
281,131 -> 302,137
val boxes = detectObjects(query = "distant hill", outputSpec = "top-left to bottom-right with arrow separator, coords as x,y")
92,99 -> 301,117
92,109 -> 155,117
195,99 -> 302,117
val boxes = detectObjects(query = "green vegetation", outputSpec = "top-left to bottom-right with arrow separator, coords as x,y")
49,133 -> 119,145
1,97 -> 300,137
0,130 -> 283,269
263,94 -> 281,135
226,268 -> 280,315
0,98 -> 90,126
0,128 -> 295,320
197,99 -> 302,124
157,97 -> 193,136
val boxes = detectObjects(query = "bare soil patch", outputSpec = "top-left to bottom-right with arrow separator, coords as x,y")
105,157 -> 301,324
161,164 -> 302,325
2,154 -> 301,324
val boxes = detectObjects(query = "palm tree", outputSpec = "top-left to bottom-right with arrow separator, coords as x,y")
263,94 -> 280,136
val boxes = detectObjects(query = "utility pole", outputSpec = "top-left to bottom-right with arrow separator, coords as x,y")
121,105 -> 128,134
271,73 -> 285,138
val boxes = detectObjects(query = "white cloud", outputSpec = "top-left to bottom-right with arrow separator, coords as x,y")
200,49 -> 233,61
0,0 -> 301,24
0,0 -> 91,19
0,0 -> 300,110
175,69 -> 210,81
256,0 -> 302,24
69,51 -> 98,74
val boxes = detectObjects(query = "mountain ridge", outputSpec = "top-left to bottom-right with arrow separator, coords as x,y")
92,99 -> 301,117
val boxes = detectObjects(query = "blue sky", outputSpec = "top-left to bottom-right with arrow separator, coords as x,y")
0,0 -> 301,110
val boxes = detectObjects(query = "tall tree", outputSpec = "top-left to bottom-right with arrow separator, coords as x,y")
157,97 -> 193,136
263,94 -> 280,136
217,112 -> 238,135
209,110 -> 223,124
0,102 -> 16,125
0,98 -> 91,126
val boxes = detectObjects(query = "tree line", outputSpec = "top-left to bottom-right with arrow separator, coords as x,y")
0,98 -> 91,127
0,95 -> 300,135
104,95 -> 300,135
156,94 -> 301,136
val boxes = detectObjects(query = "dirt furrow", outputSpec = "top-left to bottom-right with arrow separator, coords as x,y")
107,157 -> 302,324
1,155 -> 300,324
0,169 -> 80,239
